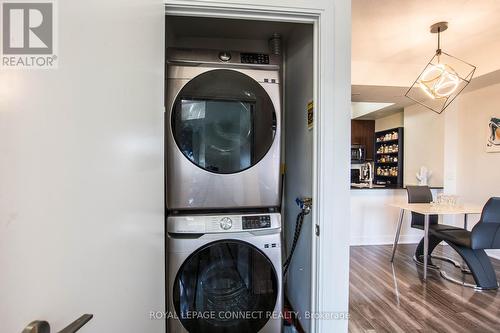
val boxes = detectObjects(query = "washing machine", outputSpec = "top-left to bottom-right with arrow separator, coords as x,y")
167,212 -> 283,333
166,48 -> 282,211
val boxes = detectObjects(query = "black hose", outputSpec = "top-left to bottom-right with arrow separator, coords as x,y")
283,210 -> 306,276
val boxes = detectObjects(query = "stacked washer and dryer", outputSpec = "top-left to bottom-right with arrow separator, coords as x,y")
166,48 -> 283,333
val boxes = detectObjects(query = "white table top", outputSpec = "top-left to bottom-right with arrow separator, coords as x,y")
389,202 -> 483,215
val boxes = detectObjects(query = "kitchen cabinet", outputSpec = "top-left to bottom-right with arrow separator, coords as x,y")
351,120 -> 375,161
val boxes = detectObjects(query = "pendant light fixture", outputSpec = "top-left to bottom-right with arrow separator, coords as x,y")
405,22 -> 476,114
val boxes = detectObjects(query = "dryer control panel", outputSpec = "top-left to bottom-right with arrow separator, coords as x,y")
242,215 -> 271,229
166,48 -> 280,70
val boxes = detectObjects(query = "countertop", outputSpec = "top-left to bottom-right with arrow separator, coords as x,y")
350,184 -> 444,190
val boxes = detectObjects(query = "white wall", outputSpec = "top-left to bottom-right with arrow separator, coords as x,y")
454,83 -> 500,205
450,83 -> 500,256
374,111 -> 403,132
400,84 -> 498,192
283,24 -> 314,332
0,1 -> 165,332
404,104 -> 445,187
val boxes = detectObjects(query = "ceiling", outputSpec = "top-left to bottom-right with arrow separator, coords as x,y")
351,102 -> 394,119
351,0 -> 500,117
351,86 -> 409,119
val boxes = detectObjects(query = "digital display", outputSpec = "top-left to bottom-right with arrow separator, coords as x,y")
242,215 -> 271,229
240,53 -> 270,64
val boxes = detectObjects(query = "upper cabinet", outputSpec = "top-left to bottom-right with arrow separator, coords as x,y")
351,120 -> 375,161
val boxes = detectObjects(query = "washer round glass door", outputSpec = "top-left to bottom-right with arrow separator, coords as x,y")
173,240 -> 278,333
171,69 -> 277,174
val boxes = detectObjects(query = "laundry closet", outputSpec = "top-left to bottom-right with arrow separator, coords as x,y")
165,16 -> 314,333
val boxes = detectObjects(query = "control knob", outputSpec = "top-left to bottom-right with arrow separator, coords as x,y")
220,217 -> 233,230
218,51 -> 231,62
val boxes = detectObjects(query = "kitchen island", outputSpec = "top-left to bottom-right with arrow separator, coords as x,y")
350,186 -> 443,245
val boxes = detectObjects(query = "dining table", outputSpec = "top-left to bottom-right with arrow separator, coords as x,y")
389,202 -> 483,280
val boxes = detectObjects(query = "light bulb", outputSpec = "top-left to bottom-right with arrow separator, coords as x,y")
418,63 -> 459,99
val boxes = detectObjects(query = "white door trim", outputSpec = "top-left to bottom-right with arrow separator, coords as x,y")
164,2 -> 351,332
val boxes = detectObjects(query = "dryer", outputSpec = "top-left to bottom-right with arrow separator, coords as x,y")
167,212 -> 283,333
166,48 -> 281,211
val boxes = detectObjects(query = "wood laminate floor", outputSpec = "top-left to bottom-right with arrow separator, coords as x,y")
349,244 -> 500,333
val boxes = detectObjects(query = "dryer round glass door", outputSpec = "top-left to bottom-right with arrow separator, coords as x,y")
173,240 -> 278,333
171,69 -> 277,174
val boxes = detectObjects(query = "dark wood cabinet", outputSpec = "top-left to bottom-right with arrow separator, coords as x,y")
351,120 -> 375,161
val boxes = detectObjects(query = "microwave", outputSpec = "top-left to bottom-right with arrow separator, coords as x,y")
351,144 -> 365,163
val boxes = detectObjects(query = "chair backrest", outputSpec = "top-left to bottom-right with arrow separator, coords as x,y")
479,197 -> 500,224
406,186 -> 438,227
471,198 -> 500,249
407,186 -> 433,203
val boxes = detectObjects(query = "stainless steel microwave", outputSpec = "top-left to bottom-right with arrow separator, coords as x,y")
351,144 -> 365,163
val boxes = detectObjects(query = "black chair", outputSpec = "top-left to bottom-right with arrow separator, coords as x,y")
407,185 -> 438,227
391,186 -> 460,261
421,197 -> 500,290
409,186 -> 465,261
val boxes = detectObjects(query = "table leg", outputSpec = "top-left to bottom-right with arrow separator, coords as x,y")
423,214 -> 429,280
461,214 -> 470,273
391,209 -> 405,262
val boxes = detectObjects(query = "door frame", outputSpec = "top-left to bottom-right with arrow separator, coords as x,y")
164,1 -> 351,332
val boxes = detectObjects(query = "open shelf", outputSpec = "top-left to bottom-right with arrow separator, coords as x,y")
374,127 -> 404,188
376,151 -> 399,155
375,138 -> 399,144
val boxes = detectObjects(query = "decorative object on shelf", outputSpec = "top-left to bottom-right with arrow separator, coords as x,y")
376,144 -> 399,154
376,166 -> 398,177
376,130 -> 398,143
416,166 -> 432,186
486,116 -> 500,153
405,22 -> 476,114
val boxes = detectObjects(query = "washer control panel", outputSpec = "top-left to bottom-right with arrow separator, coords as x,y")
167,213 -> 280,233
242,215 -> 271,230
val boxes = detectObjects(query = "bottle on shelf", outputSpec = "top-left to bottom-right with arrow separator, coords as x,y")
377,144 -> 399,154
375,166 -> 398,177
377,131 -> 399,142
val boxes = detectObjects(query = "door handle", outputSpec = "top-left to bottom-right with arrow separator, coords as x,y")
22,314 -> 93,333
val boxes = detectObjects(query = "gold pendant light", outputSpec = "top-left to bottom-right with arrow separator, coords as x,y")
405,22 -> 476,114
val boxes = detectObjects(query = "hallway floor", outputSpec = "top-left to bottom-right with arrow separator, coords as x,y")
349,244 -> 500,333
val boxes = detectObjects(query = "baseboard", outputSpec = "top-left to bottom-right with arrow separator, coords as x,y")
350,234 -> 422,246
